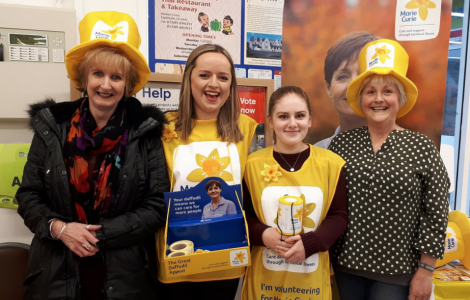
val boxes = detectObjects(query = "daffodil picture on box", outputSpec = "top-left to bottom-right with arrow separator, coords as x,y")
235,251 -> 246,264
405,0 -> 436,21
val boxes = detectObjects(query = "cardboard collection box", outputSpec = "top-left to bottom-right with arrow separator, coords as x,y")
163,177 -> 251,277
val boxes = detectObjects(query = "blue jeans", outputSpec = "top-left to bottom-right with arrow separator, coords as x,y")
334,268 -> 409,300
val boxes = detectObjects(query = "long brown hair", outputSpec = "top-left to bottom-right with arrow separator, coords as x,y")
176,44 -> 243,143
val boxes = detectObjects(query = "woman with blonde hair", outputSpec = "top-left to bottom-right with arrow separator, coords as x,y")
16,12 -> 169,299
329,39 -> 450,300
157,44 -> 258,299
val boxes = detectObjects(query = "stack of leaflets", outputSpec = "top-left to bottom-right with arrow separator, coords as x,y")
433,260 -> 470,281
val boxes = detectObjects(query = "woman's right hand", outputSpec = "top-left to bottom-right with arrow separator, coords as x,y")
51,221 -> 101,257
262,227 -> 293,253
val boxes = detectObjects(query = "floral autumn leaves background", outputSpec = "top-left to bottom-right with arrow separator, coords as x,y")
282,0 -> 452,147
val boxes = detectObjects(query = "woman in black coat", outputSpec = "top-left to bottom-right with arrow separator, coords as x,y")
16,11 -> 169,300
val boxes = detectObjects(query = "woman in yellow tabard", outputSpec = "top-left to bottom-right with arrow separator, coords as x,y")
157,44 -> 257,299
243,86 -> 348,300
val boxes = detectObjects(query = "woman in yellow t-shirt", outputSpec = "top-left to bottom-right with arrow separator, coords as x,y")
157,44 -> 257,300
243,86 -> 348,300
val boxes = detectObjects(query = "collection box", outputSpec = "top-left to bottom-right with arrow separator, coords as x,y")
163,177 -> 251,277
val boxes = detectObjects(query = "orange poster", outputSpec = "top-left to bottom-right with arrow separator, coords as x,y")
239,86 -> 265,124
282,0 -> 452,147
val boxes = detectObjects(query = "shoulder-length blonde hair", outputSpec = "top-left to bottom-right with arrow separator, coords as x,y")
176,44 -> 243,143
75,47 -> 139,98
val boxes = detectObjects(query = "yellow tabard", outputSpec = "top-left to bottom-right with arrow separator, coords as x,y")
158,111 -> 258,283
242,145 -> 345,300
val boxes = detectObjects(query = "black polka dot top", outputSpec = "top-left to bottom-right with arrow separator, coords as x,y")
328,126 -> 450,275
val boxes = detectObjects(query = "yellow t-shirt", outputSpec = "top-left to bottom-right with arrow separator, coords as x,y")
242,145 -> 345,300
158,111 -> 257,283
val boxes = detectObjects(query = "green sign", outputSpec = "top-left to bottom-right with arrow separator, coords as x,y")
451,0 -> 464,30
0,143 -> 30,209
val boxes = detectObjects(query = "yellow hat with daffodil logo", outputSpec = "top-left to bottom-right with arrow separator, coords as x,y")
65,11 -> 150,96
435,210 -> 470,270
346,39 -> 418,119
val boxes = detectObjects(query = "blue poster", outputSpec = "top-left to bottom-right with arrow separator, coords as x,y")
164,177 -> 247,251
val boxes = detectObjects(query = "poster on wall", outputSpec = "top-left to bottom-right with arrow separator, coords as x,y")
134,82 -> 181,112
282,0 -> 452,148
150,0 -> 242,66
148,0 -> 283,81
395,0 -> 442,41
239,86 -> 265,124
134,82 -> 266,125
243,0 -> 284,69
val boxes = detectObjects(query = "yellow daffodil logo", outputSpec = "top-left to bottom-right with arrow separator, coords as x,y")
294,208 -> 303,222
371,46 -> 391,64
405,0 -> 436,21
261,163 -> 282,182
186,148 -> 233,182
300,194 -> 316,229
235,251 -> 246,263
101,26 -> 124,40
162,122 -> 177,142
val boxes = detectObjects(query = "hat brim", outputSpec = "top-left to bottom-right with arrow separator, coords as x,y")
65,39 -> 150,96
346,68 -> 418,119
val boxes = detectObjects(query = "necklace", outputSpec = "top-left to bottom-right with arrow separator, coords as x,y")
278,150 -> 302,172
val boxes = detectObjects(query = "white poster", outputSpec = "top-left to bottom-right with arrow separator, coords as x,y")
155,0 -> 242,65
244,0 -> 284,67
134,81 -> 181,112
395,0 -> 441,41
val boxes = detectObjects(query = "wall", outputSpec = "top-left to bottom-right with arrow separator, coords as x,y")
0,0 -> 147,142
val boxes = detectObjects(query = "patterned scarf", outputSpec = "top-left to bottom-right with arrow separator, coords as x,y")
64,99 -> 128,224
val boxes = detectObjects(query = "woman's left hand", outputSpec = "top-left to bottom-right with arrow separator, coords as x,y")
408,268 -> 433,300
278,235 -> 306,263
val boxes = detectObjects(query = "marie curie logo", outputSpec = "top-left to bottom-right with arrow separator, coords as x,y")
90,21 -> 129,42
230,249 -> 248,266
444,227 -> 458,253
403,0 -> 437,22
395,0 -> 441,41
366,43 -> 395,71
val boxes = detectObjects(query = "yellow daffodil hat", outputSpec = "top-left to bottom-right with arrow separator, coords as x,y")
65,11 -> 150,95
346,39 -> 418,118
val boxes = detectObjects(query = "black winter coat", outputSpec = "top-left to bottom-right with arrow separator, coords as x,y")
16,97 -> 170,300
